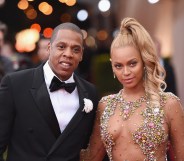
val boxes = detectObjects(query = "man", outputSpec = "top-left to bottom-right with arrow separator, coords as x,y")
154,37 -> 177,95
153,37 -> 177,161
0,22 -> 99,161
35,36 -> 50,66
0,21 -> 14,82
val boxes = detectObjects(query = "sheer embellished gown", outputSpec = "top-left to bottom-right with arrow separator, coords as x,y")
80,90 -> 184,161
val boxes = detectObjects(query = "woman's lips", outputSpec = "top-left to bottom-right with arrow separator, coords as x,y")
123,77 -> 134,83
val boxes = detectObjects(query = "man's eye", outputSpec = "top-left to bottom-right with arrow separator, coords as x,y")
73,48 -> 81,53
58,45 -> 64,49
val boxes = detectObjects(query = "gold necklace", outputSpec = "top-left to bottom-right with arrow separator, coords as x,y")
116,90 -> 148,120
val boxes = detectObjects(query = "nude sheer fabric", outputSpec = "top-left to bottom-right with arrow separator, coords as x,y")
80,92 -> 184,161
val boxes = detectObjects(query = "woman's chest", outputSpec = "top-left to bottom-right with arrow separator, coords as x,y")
100,104 -> 169,161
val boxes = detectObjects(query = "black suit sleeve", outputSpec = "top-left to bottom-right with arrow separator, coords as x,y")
164,59 -> 177,95
0,75 -> 15,161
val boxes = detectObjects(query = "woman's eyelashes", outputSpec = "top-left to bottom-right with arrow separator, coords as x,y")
114,61 -> 137,69
114,63 -> 122,69
129,61 -> 137,67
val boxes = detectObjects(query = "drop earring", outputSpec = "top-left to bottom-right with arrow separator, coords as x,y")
113,73 -> 116,79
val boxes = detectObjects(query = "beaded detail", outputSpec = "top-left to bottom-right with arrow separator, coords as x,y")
132,105 -> 166,161
100,94 -> 117,161
99,91 -> 178,161
117,91 -> 147,120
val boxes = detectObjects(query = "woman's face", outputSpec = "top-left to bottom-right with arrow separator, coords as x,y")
111,46 -> 144,90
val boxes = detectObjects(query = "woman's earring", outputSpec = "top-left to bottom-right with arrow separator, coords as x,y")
113,73 -> 116,79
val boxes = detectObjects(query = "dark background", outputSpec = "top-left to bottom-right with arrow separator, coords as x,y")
0,1 -> 93,40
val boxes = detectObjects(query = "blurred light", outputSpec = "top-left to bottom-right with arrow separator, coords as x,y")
66,0 -> 76,6
18,0 -> 29,10
39,2 -> 53,15
60,13 -> 71,22
85,36 -> 96,48
28,0 -> 34,1
0,0 -> 5,7
58,0 -> 67,3
101,10 -> 110,17
23,4 -> 33,13
25,8 -> 37,19
97,30 -> 108,41
43,28 -> 53,38
81,29 -> 87,40
98,0 -> 110,12
77,10 -> 88,21
148,0 -> 159,4
30,23 -> 41,33
38,2 -> 48,12
88,28 -> 97,37
44,5 -> 53,15
112,29 -> 119,38
15,29 -> 39,52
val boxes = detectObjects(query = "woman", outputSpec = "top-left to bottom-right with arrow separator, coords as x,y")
80,17 -> 184,161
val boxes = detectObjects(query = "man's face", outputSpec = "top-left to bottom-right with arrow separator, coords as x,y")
48,29 -> 83,81
0,31 -> 4,51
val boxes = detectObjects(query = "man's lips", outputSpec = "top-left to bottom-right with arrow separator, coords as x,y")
59,61 -> 72,69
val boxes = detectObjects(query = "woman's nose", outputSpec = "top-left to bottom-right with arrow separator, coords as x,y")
123,67 -> 131,75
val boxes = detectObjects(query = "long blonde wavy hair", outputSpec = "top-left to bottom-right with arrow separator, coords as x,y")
111,17 -> 166,108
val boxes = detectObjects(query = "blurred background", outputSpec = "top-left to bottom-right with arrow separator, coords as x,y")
0,0 -> 184,104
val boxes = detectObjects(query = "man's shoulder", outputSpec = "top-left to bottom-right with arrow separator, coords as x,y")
9,68 -> 35,77
4,67 -> 40,84
0,55 -> 13,68
0,55 -> 11,62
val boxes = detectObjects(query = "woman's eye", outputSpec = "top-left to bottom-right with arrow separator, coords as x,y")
114,64 -> 122,69
130,62 -> 137,67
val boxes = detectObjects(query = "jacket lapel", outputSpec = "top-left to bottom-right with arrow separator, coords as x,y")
48,75 -> 88,155
30,64 -> 61,138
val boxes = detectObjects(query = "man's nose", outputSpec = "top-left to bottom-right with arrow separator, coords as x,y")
63,48 -> 73,57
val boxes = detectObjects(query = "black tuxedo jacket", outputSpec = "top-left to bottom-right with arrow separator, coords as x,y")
163,58 -> 177,95
0,64 -> 99,161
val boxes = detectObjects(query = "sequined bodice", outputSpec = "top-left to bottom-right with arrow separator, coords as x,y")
99,91 -> 177,161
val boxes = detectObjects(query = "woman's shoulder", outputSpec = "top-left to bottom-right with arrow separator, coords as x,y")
98,92 -> 119,113
99,93 -> 118,103
160,92 -> 180,106
161,92 -> 184,127
160,92 -> 182,112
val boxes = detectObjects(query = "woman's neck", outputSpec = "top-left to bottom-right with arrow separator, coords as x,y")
122,86 -> 146,101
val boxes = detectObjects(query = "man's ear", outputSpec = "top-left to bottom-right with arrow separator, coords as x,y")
80,48 -> 84,61
47,42 -> 51,51
80,55 -> 83,62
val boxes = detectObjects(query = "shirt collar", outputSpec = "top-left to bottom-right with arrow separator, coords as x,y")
43,61 -> 75,86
